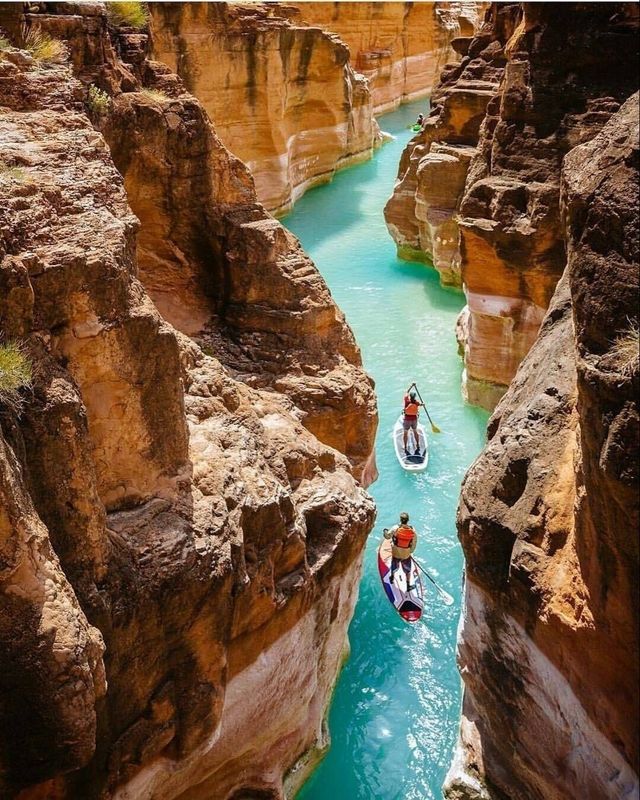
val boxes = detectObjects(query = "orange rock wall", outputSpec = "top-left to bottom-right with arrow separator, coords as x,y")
0,4 -> 377,798
294,2 -> 486,114
444,78 -> 639,800
148,2 -> 379,215
387,2 -> 639,411
384,4 -> 510,286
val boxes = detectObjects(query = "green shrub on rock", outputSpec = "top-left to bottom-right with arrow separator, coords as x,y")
87,84 -> 112,116
106,1 -> 149,29
0,163 -> 28,183
0,342 -> 32,412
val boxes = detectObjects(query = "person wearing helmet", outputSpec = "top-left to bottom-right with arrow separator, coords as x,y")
384,511 -> 418,589
402,386 -> 423,456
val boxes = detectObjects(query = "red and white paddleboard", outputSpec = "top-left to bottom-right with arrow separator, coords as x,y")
377,536 -> 424,623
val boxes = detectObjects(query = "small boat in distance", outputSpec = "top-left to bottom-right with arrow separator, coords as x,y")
393,414 -> 428,472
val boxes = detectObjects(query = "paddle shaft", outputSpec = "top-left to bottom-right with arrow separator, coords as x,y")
409,382 -> 437,430
413,559 -> 454,605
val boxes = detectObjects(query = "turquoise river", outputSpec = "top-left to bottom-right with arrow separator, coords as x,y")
283,100 -> 489,800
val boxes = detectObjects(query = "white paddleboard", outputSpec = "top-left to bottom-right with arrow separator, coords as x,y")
393,414 -> 428,472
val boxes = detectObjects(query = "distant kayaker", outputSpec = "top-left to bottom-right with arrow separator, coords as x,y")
384,512 -> 417,588
415,113 -> 425,127
402,386 -> 424,456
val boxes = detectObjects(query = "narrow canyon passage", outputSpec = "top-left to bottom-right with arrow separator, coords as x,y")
283,100 -> 488,800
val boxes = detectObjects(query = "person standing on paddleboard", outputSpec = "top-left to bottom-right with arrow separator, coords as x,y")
402,387 -> 424,456
384,512 -> 418,589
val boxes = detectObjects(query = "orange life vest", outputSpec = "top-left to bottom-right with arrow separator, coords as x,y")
404,401 -> 420,416
393,525 -> 415,549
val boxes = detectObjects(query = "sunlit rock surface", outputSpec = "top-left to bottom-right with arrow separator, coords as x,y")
294,2 -> 487,114
384,3 -> 512,285
0,4 -> 377,798
386,2 -> 639,410
445,93 -> 639,800
148,1 -> 380,215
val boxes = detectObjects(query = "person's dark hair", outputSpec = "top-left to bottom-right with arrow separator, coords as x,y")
409,392 -> 417,400
399,511 -> 409,523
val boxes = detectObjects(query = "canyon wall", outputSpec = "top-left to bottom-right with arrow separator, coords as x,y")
384,3 -> 514,284
445,94 -> 639,800
293,2 -> 486,114
148,2 -> 487,214
385,3 -> 639,410
148,1 -> 379,215
0,4 -> 377,798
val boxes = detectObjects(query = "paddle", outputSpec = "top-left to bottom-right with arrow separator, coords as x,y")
409,382 -> 441,434
413,559 -> 454,606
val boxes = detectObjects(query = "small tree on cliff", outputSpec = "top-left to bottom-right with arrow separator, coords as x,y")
0,342 -> 32,413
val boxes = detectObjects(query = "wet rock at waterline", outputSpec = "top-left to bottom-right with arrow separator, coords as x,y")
293,2 -> 488,115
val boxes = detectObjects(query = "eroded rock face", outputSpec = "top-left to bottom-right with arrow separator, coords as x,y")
386,2 -> 639,411
445,94 -> 639,800
384,3 -> 514,283
148,1 -> 380,215
0,5 -> 376,798
458,3 -> 639,409
293,2 -> 487,114
34,2 -> 377,486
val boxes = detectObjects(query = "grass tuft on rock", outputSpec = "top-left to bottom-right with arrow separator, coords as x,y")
106,1 -> 149,29
0,34 -> 11,51
139,87 -> 170,102
24,29 -> 67,63
0,342 -> 32,412
610,318 -> 639,376
87,84 -> 112,116
0,163 -> 27,183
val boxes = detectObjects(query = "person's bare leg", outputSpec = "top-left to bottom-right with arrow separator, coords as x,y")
403,428 -> 408,452
404,560 -> 414,590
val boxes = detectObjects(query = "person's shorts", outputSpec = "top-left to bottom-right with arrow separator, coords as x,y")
403,417 -> 418,431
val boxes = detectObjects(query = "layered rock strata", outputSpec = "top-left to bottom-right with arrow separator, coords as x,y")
0,5 -> 376,798
445,94 -> 639,800
386,3 -> 639,410
384,3 -> 514,284
148,2 -> 380,215
15,1 -> 378,485
293,2 -> 486,114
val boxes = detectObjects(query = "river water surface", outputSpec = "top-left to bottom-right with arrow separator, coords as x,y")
283,100 -> 488,800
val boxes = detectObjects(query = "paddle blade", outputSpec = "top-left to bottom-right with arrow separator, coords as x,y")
431,423 -> 441,434
438,588 -> 455,606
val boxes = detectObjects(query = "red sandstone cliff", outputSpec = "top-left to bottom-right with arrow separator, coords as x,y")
0,3 -> 377,798
148,1 -> 380,216
293,2 -> 486,114
147,2 -> 487,215
384,3 -> 514,284
385,3 -> 639,410
445,93 -> 639,800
